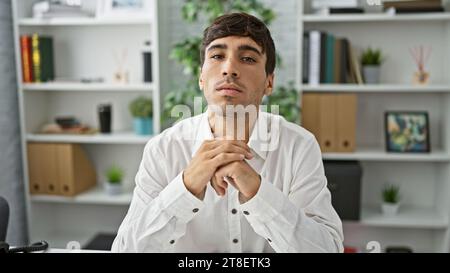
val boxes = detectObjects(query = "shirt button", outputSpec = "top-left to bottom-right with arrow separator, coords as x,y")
243,211 -> 250,215
170,240 -> 175,244
231,209 -> 237,214
267,238 -> 272,243
233,239 -> 239,244
192,208 -> 199,213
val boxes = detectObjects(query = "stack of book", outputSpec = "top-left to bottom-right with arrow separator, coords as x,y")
20,34 -> 55,83
303,31 -> 363,85
383,0 -> 444,13
311,0 -> 363,15
33,0 -> 92,18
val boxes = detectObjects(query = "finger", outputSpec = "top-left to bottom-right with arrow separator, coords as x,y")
214,172 -> 228,191
211,176 -> 226,196
206,140 -> 251,153
205,143 -> 253,160
210,153 -> 245,168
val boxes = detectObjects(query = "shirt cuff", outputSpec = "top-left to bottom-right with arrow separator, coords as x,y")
159,171 -> 205,223
239,176 -> 288,223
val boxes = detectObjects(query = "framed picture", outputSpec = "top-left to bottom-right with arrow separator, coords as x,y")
96,0 -> 153,19
385,111 -> 430,153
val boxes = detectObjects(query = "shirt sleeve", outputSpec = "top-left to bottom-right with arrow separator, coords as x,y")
239,137 -> 344,253
111,140 -> 204,252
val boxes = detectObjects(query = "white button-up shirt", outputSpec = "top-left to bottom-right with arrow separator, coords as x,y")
112,111 -> 344,253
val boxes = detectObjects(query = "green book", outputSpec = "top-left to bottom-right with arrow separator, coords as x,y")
325,34 -> 335,84
32,34 -> 54,82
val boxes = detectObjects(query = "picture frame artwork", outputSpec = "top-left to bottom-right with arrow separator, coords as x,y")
385,111 -> 430,153
97,0 -> 153,19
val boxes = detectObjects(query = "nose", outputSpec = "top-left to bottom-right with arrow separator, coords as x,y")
222,58 -> 239,78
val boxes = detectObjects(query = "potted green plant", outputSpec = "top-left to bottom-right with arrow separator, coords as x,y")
129,96 -> 153,135
105,165 -> 124,195
263,81 -> 301,124
381,184 -> 400,216
361,47 -> 384,84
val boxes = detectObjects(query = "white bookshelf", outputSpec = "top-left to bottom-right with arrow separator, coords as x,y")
19,17 -> 152,26
302,13 -> 450,23
302,84 -> 450,93
22,82 -> 155,92
299,1 -> 450,252
322,148 -> 450,162
12,0 -> 165,249
358,206 -> 448,229
30,187 -> 133,206
26,132 -> 152,144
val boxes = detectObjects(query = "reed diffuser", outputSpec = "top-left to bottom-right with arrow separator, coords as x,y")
409,45 -> 431,85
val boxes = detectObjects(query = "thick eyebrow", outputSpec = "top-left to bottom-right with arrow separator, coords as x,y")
207,43 -> 262,56
238,45 -> 262,56
207,44 -> 227,52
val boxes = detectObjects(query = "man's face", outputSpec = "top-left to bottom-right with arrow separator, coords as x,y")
199,36 -> 274,113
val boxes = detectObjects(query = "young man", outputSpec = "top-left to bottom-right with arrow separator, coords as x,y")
112,13 -> 343,253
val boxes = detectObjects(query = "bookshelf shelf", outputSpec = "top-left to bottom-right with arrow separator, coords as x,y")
302,13 -> 450,23
358,206 -> 448,229
322,148 -> 450,162
301,84 -> 450,93
343,206 -> 449,229
22,82 -> 155,93
30,187 -> 133,206
19,17 -> 152,26
26,132 -> 152,144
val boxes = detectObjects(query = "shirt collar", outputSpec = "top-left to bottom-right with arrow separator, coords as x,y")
191,109 -> 270,160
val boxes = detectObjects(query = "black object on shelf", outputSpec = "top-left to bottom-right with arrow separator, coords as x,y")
143,41 -> 152,83
385,246 -> 413,253
324,160 -> 362,221
83,233 -> 116,251
330,8 -> 365,14
55,116 -> 80,129
98,104 -> 112,133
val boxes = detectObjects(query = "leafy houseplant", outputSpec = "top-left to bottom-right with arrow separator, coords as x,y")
163,0 -> 299,127
105,165 -> 124,195
129,96 -> 153,135
381,184 -> 400,216
263,82 -> 300,124
361,47 -> 384,84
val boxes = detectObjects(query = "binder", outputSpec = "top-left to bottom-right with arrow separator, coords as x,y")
27,143 -> 96,196
319,94 -> 337,152
336,94 -> 357,152
56,144 -> 96,197
301,93 -> 337,153
27,143 -> 58,195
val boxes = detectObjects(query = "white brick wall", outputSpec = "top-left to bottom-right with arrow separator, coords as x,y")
165,0 -> 299,91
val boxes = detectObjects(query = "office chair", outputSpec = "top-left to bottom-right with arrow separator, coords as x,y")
0,196 -> 9,242
0,196 -> 49,253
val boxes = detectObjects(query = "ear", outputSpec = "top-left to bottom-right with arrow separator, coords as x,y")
199,69 -> 204,92
264,73 -> 274,96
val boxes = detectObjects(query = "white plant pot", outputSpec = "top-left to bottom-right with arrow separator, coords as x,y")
363,65 -> 381,84
381,202 -> 399,216
104,182 -> 122,195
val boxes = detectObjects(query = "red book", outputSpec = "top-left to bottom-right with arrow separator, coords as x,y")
20,35 -> 34,83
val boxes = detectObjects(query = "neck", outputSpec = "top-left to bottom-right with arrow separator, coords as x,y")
207,108 -> 258,143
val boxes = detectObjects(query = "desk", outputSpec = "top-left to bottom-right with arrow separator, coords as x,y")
42,248 -> 111,253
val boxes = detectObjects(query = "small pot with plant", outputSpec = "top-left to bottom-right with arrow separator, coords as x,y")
361,47 -> 384,84
381,184 -> 400,216
129,96 -> 153,135
105,165 -> 124,195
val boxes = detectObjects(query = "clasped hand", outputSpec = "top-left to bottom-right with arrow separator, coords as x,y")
183,140 -> 261,202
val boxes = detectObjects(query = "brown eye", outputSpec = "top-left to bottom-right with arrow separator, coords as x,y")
211,55 -> 223,60
242,57 -> 256,63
